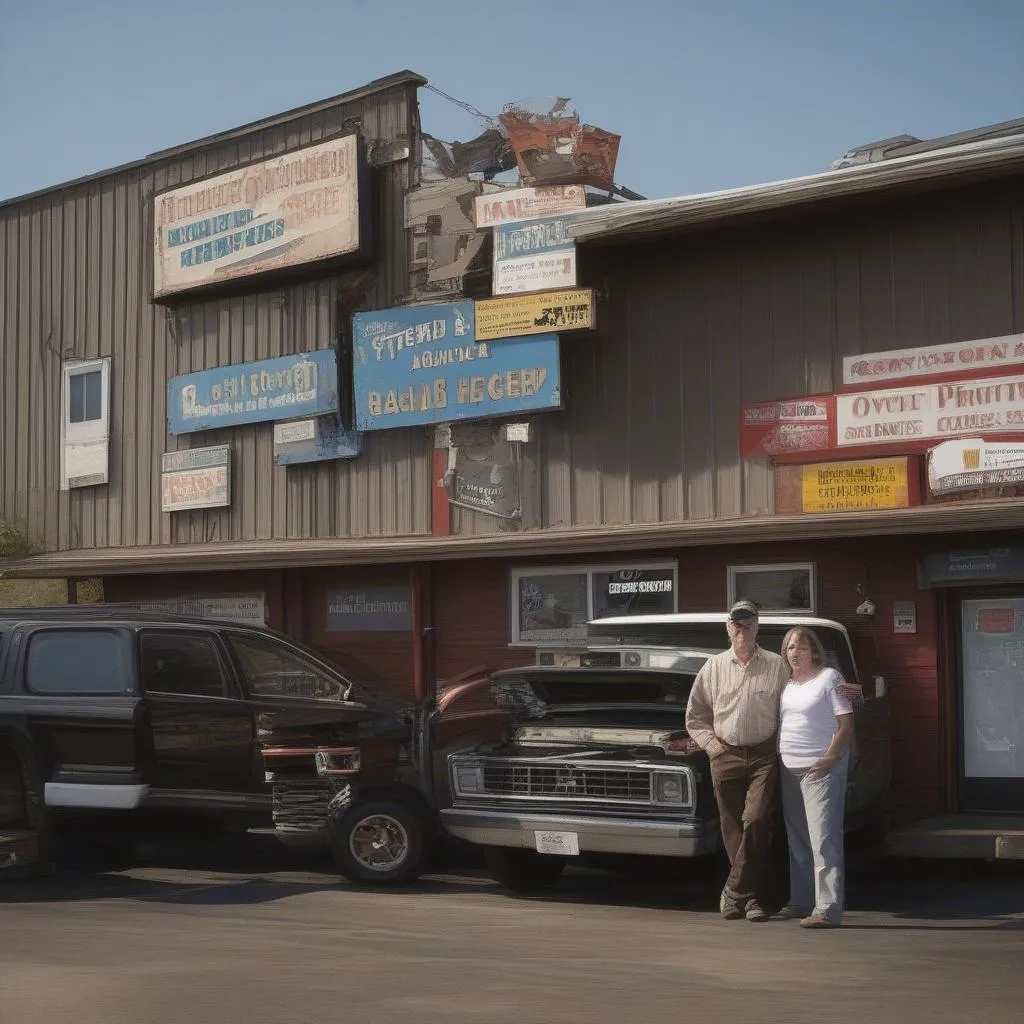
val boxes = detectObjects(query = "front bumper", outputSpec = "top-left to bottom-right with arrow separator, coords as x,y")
441,806 -> 721,857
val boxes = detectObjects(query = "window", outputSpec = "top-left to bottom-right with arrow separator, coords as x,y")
26,630 -> 129,694
140,631 -> 229,699
728,563 -> 816,615
69,370 -> 103,423
228,633 -> 349,700
511,562 -> 678,647
61,357 -> 111,490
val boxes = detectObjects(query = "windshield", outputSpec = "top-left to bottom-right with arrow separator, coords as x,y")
586,621 -> 857,683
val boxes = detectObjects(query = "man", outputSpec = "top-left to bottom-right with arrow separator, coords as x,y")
685,600 -> 860,922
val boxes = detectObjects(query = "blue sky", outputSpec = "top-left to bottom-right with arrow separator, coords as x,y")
1,0 -> 1021,202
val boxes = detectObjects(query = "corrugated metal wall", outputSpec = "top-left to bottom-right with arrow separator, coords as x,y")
0,80 -> 431,552
450,175 -> 1024,536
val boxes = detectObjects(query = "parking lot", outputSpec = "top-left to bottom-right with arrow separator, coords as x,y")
1,836 -> 1022,1024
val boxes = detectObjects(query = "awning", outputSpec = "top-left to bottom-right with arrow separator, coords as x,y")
3,499 -> 1022,578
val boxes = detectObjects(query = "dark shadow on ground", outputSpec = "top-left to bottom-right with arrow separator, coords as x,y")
2,826 -> 1023,929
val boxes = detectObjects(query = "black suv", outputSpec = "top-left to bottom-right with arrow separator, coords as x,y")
0,606 -> 435,884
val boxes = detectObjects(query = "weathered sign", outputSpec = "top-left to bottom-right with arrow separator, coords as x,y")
450,445 -> 521,519
161,445 -> 231,512
474,184 -> 586,229
273,416 -> 362,465
919,548 -> 1024,587
153,135 -> 362,298
352,303 -> 561,430
843,333 -> 1024,387
327,586 -> 411,632
799,457 -> 910,512
474,288 -> 594,342
493,216 -> 577,295
836,374 -> 1024,448
926,437 -> 1024,494
141,593 -> 266,626
740,396 -> 833,458
167,349 -> 339,435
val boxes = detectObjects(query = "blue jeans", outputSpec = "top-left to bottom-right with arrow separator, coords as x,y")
780,751 -> 850,922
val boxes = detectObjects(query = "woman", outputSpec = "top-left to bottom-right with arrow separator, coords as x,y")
777,627 -> 855,929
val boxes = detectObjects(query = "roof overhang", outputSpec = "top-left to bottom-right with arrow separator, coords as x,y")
567,133 -> 1024,247
3,499 -> 1021,579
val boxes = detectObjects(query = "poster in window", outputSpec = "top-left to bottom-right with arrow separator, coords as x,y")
517,573 -> 589,645
591,568 -> 676,620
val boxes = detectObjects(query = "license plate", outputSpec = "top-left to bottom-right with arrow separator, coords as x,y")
534,830 -> 580,856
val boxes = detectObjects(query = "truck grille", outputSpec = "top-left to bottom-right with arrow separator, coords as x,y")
484,762 -> 652,800
450,756 -> 694,809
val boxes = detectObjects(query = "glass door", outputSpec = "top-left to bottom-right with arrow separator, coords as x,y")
959,596 -> 1024,813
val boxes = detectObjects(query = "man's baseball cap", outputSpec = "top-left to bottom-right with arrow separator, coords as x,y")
728,599 -> 760,622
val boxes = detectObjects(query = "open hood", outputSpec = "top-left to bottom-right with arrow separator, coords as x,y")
485,665 -> 697,721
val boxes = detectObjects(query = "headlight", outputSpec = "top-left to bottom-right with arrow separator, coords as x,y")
653,771 -> 689,806
455,764 -> 484,795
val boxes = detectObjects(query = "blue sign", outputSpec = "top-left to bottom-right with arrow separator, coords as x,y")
274,416 -> 362,466
353,303 -> 561,431
920,548 -> 1024,588
494,217 -> 574,262
168,350 -> 339,435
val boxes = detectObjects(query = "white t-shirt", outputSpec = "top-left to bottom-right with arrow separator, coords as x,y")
778,667 -> 854,769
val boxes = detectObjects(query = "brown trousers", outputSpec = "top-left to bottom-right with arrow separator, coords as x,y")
710,739 -> 779,904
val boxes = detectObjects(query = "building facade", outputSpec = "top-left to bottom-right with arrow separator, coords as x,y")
2,85 -> 1023,826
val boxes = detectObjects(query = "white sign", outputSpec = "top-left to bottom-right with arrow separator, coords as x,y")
836,374 -> 1024,448
273,419 -> 316,445
153,135 -> 361,298
893,600 -> 917,635
843,333 -> 1024,386
494,249 -> 578,295
141,593 -> 266,626
927,438 -> 1024,494
474,185 -> 586,228
534,830 -> 580,856
161,445 -> 231,512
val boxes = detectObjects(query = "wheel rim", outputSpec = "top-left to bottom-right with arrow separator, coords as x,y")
348,813 -> 410,872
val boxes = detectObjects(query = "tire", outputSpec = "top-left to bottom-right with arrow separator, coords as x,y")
483,846 -> 566,891
328,798 -> 430,885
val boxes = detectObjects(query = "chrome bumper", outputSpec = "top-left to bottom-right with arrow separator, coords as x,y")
441,807 -> 721,857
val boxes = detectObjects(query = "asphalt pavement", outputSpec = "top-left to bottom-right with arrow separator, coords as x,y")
1,836 -> 1022,1024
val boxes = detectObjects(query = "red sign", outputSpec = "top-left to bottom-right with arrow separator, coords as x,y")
740,396 -> 834,458
977,607 -> 1016,634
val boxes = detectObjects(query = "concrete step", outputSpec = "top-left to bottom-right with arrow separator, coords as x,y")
887,815 -> 1024,860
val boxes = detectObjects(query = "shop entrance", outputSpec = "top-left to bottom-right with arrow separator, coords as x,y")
959,594 -> 1024,814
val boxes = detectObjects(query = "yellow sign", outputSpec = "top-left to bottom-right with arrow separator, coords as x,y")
475,288 -> 594,342
800,458 -> 910,513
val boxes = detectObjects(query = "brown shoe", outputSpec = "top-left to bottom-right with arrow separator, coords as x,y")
720,890 -> 745,920
800,914 -> 841,929
745,900 -> 770,922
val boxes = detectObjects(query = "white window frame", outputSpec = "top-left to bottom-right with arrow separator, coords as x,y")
727,562 -> 817,615
510,560 -> 679,648
60,357 -> 111,490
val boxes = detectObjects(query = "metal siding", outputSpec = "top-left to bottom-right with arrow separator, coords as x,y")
505,176 -> 1024,533
5,149 -> 1023,555
0,83 -> 424,554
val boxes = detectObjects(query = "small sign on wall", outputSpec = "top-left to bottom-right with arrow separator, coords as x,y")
327,586 -> 412,633
893,600 -> 917,634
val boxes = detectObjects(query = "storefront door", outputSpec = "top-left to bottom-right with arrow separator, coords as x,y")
959,595 -> 1024,814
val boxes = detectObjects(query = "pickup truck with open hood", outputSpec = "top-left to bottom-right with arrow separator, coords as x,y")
438,614 -> 891,889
